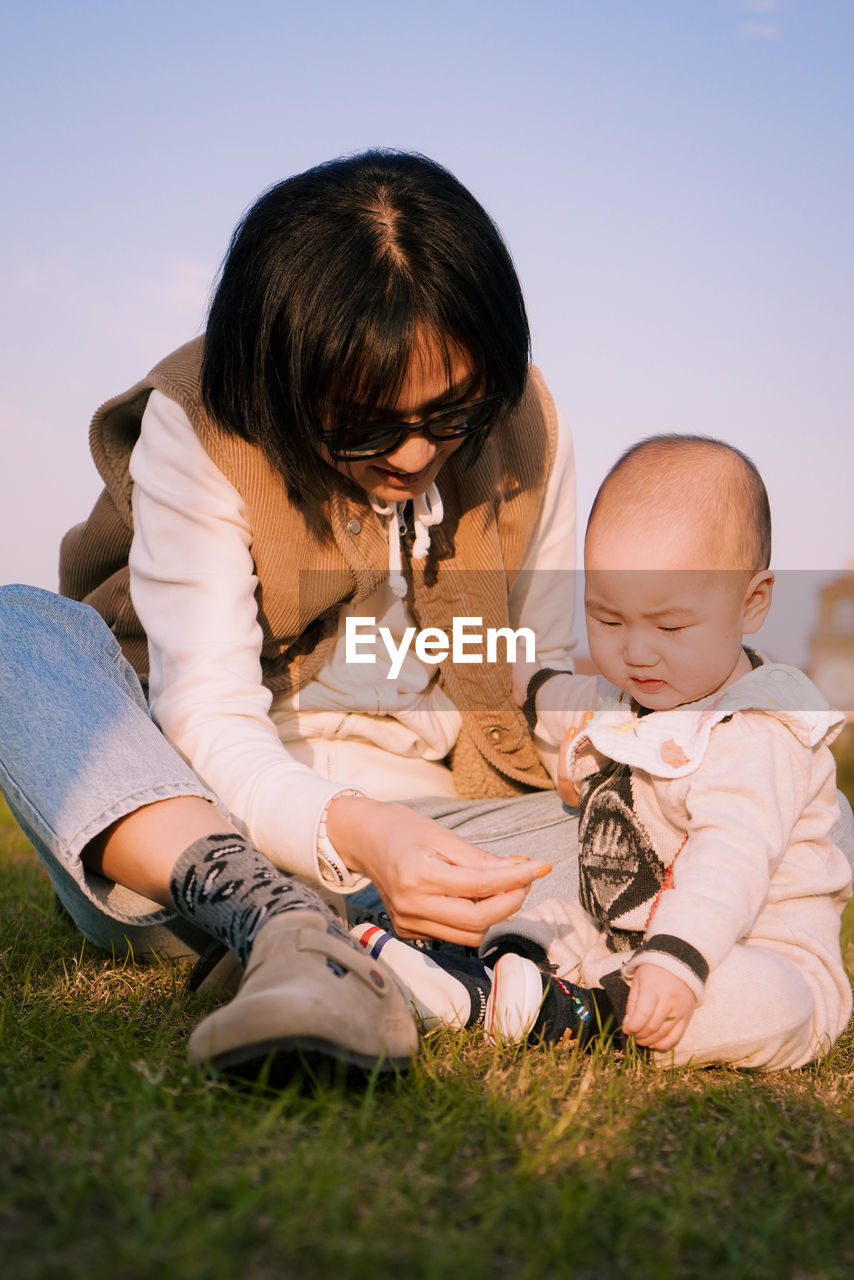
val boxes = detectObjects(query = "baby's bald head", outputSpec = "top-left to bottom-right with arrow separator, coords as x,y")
585,435 -> 772,572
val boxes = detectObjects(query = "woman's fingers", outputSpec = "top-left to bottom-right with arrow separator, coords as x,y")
398,817 -> 549,876
415,846 -> 552,897
391,885 -> 531,947
400,883 -> 529,931
386,849 -> 548,943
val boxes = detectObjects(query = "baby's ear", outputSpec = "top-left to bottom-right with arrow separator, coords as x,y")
742,570 -> 775,635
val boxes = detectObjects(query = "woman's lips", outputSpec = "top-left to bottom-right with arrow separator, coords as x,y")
371,461 -> 434,488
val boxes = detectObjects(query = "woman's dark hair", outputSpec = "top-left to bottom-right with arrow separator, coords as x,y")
201,149 -> 530,498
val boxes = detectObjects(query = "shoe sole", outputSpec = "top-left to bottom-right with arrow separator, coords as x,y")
200,1035 -> 412,1085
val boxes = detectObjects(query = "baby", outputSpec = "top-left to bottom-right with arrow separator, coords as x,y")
355,436 -> 853,1069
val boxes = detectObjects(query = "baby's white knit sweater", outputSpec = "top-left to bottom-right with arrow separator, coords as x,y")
534,660 -> 852,1009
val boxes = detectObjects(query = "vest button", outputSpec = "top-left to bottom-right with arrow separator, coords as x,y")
347,519 -> 362,535
487,725 -> 505,743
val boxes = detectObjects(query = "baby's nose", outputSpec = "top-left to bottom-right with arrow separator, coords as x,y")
623,631 -> 659,666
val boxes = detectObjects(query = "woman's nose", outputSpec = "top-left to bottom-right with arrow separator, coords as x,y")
383,431 -> 436,473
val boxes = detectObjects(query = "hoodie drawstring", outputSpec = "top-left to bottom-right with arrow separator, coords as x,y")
368,483 -> 444,599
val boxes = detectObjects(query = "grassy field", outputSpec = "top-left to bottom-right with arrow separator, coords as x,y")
2,780 -> 854,1280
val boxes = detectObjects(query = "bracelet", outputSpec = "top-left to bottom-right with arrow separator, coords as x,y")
316,789 -> 363,886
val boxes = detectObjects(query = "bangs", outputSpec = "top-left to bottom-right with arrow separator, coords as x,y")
308,281 -> 481,430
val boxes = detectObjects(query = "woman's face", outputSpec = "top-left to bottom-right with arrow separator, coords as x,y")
324,331 -> 479,503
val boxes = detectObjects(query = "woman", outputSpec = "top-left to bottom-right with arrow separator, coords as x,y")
0,150 -> 578,1078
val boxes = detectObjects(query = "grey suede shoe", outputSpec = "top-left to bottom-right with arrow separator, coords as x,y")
187,910 -> 418,1080
187,942 -> 243,999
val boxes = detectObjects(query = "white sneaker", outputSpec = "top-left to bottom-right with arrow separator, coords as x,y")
484,954 -> 546,1045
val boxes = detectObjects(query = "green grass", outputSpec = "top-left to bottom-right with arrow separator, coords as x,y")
2,797 -> 854,1280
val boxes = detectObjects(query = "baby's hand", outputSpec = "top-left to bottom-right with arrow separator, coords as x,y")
556,727 -> 580,806
622,963 -> 697,1052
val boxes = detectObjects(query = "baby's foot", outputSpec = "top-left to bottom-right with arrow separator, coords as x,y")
485,954 -> 597,1047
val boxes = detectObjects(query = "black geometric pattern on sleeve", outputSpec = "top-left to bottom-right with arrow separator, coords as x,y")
577,759 -> 665,952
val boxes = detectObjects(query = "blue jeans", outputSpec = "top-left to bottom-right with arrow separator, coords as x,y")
0,584 -> 217,959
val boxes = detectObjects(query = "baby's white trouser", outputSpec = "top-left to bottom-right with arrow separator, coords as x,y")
515,887 -> 852,1071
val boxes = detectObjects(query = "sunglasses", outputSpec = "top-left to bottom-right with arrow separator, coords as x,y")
320,393 -> 503,461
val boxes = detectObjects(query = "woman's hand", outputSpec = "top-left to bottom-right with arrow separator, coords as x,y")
325,795 -> 552,947
621,963 -> 697,1052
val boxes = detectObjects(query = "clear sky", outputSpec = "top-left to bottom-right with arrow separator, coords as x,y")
2,0 -> 852,663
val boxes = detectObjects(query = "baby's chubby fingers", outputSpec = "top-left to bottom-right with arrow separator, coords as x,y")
622,963 -> 697,1048
642,1020 -> 687,1053
621,985 -> 658,1039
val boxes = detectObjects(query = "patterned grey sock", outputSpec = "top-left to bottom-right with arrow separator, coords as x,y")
169,833 -> 347,968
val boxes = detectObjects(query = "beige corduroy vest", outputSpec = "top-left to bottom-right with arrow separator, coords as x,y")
60,338 -> 560,797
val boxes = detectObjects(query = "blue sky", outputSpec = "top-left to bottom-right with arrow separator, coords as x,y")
2,1 -> 852,661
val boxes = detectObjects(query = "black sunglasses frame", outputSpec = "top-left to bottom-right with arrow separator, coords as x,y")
320,393 -> 504,461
